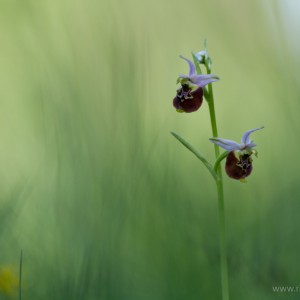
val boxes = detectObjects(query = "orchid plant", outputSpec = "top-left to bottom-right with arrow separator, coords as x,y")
171,43 -> 263,300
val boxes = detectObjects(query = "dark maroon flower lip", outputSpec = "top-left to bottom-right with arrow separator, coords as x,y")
173,85 -> 203,113
225,151 -> 253,180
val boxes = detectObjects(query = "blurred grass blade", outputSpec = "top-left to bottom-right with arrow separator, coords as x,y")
171,131 -> 217,180
19,249 -> 23,300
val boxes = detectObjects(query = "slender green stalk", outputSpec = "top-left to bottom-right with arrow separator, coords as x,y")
216,177 -> 229,300
214,151 -> 229,173
205,66 -> 229,300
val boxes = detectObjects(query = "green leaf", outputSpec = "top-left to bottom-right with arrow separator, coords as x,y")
171,131 -> 217,181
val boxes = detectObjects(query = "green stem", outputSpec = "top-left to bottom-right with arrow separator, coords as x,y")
214,151 -> 229,173
205,68 -> 229,300
216,177 -> 229,300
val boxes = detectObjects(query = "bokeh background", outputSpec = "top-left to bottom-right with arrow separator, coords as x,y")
0,0 -> 299,299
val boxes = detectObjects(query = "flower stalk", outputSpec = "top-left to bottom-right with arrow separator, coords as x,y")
207,89 -> 229,300
203,62 -> 229,300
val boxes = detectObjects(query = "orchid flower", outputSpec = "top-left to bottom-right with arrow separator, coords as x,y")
173,56 -> 219,113
209,127 -> 264,180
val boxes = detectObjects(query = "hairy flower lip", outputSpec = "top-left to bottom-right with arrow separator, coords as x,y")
225,151 -> 253,180
173,86 -> 203,113
178,56 -> 219,88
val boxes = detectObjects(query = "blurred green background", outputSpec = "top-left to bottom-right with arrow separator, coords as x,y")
0,0 -> 300,299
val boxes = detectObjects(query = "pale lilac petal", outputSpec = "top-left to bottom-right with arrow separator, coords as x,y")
179,55 -> 195,77
246,142 -> 257,149
192,74 -> 219,87
241,126 -> 264,145
209,138 -> 241,151
178,74 -> 190,79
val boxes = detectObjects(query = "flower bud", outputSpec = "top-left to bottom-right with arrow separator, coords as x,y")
225,151 -> 253,180
195,50 -> 207,64
173,84 -> 203,113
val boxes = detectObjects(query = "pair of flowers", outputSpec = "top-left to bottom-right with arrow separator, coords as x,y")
173,54 -> 263,180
